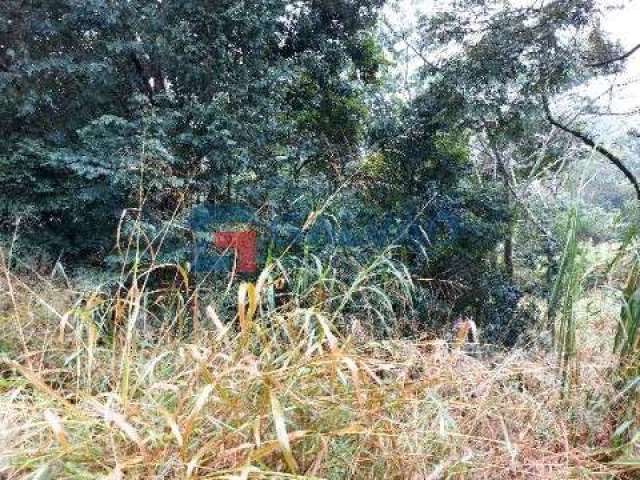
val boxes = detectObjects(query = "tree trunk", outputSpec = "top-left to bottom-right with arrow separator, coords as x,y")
486,134 -> 516,278
504,221 -> 514,278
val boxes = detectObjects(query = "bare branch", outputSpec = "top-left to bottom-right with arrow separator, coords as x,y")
381,17 -> 440,71
480,133 -> 555,242
542,97 -> 640,202
586,42 -> 640,68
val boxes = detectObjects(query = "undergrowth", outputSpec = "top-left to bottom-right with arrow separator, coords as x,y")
0,247 -> 637,479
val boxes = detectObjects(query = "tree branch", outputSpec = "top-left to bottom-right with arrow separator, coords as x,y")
381,18 -> 440,71
482,133 -> 555,243
543,97 -> 640,202
586,42 -> 640,68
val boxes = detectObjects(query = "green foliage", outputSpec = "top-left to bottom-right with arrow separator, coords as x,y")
1,0 -> 600,345
419,0 -> 604,133
614,246 -> 640,378
0,0 -> 384,258
548,205 -> 583,392
362,92 -> 528,343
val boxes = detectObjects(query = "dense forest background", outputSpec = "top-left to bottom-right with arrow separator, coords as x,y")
1,0 -> 639,342
4,1 -> 640,478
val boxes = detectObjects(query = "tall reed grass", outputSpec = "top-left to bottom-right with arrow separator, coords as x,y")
0,246 -> 633,479
1,199 -> 639,478
548,206 -> 583,394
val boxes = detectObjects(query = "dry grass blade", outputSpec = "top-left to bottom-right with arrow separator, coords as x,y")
238,282 -> 258,335
269,387 -> 299,473
43,409 -> 69,449
2,358 -> 78,411
90,400 -> 147,454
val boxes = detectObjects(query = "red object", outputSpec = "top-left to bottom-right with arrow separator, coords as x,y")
213,231 -> 257,273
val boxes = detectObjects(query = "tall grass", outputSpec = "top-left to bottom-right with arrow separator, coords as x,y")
1,196 -> 638,478
607,233 -> 640,463
0,247 -> 631,479
548,205 -> 583,394
614,249 -> 640,377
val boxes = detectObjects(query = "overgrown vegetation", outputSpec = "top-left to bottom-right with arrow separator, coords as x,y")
0,247 -> 636,479
2,0 -> 640,477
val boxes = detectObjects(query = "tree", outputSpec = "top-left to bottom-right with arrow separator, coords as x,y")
411,0 -> 640,276
0,0 -> 384,259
